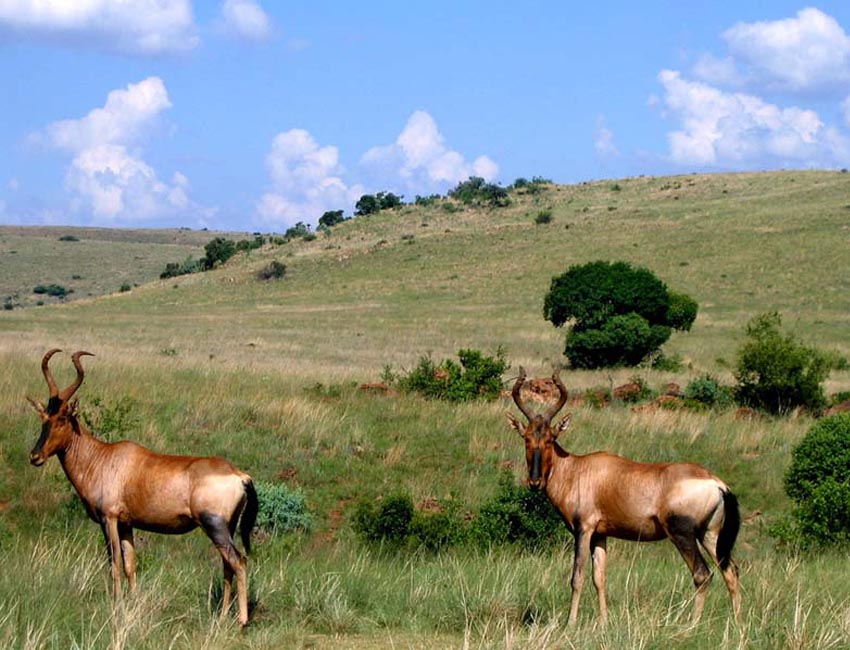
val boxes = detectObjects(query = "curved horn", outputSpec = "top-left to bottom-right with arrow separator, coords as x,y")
41,348 -> 63,397
58,351 -> 95,401
544,368 -> 569,422
511,366 -> 535,421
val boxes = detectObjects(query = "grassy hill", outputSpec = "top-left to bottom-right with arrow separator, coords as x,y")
1,170 -> 849,648
0,225 -> 252,308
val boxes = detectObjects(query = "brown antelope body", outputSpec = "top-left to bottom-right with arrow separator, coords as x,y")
507,368 -> 741,625
27,349 -> 257,626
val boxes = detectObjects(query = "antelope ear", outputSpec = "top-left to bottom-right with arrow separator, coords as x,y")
553,413 -> 572,438
26,396 -> 46,417
506,412 -> 524,435
68,400 -> 83,434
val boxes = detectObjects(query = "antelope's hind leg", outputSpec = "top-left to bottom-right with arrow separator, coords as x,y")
664,514 -> 712,622
118,524 -> 137,592
700,528 -> 741,622
200,513 -> 249,627
591,535 -> 609,624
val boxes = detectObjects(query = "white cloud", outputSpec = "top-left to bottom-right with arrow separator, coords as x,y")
257,129 -> 363,228
40,77 -> 197,224
46,77 -> 172,152
658,69 -> 850,167
0,0 -> 198,55
361,110 -> 498,193
594,116 -> 620,158
692,54 -> 745,88
721,8 -> 850,93
219,0 -> 271,41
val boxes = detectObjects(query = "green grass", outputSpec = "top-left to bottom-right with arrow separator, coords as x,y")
1,170 -> 850,647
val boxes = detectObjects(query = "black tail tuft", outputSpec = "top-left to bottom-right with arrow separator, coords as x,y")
240,478 -> 258,555
717,489 -> 740,570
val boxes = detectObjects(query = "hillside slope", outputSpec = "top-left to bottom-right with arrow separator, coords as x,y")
1,170 -> 848,387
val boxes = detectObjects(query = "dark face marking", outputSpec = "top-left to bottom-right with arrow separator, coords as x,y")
523,417 -> 555,491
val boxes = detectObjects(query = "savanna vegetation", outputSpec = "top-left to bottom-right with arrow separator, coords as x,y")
1,170 -> 850,648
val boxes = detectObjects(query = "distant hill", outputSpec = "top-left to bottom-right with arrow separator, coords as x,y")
0,225 -> 252,308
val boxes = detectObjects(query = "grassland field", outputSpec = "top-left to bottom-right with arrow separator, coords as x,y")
0,170 -> 849,648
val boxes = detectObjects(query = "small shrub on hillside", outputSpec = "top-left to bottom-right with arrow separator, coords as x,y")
353,493 -> 414,547
469,471 -> 567,549
734,312 -> 832,415
449,177 -> 510,207
410,499 -> 468,552
82,396 -> 139,441
257,260 -> 287,281
684,374 -> 733,408
782,414 -> 850,546
666,291 -> 699,332
58,234 -> 79,241
255,482 -> 312,534
414,194 -> 441,207
33,284 -> 71,298
652,352 -> 684,372
160,257 -> 201,279
398,348 -> 508,402
119,283 -> 131,292
318,209 -> 346,228
534,209 -> 553,225
203,237 -> 237,269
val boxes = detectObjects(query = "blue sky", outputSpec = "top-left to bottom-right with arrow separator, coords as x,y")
3,2 -> 850,232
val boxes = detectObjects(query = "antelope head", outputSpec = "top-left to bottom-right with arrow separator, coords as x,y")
506,367 -> 571,491
27,349 -> 94,466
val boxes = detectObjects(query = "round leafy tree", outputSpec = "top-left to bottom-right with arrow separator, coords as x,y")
543,260 -> 697,369
784,413 -> 850,546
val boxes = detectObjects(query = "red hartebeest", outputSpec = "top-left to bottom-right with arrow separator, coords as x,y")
507,368 -> 741,625
27,349 -> 257,626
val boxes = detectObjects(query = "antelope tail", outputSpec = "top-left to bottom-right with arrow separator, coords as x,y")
717,489 -> 740,570
240,478 -> 258,555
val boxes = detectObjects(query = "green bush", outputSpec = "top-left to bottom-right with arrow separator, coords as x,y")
543,260 -> 696,369
160,257 -> 201,279
202,237 -> 237,269
255,482 -> 312,534
410,499 -> 468,552
666,291 -> 699,331
469,471 -> 567,549
81,396 -> 139,441
318,210 -> 346,228
734,312 -> 832,415
783,414 -> 850,546
257,260 -> 287,281
565,313 -> 669,369
448,177 -> 510,207
353,493 -> 414,547
684,374 -> 733,407
33,284 -> 71,298
352,476 -> 568,552
398,348 -> 508,402
534,209 -> 553,225
284,222 -> 311,239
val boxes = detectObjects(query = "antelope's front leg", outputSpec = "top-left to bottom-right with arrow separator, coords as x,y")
568,530 -> 593,625
104,516 -> 123,598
